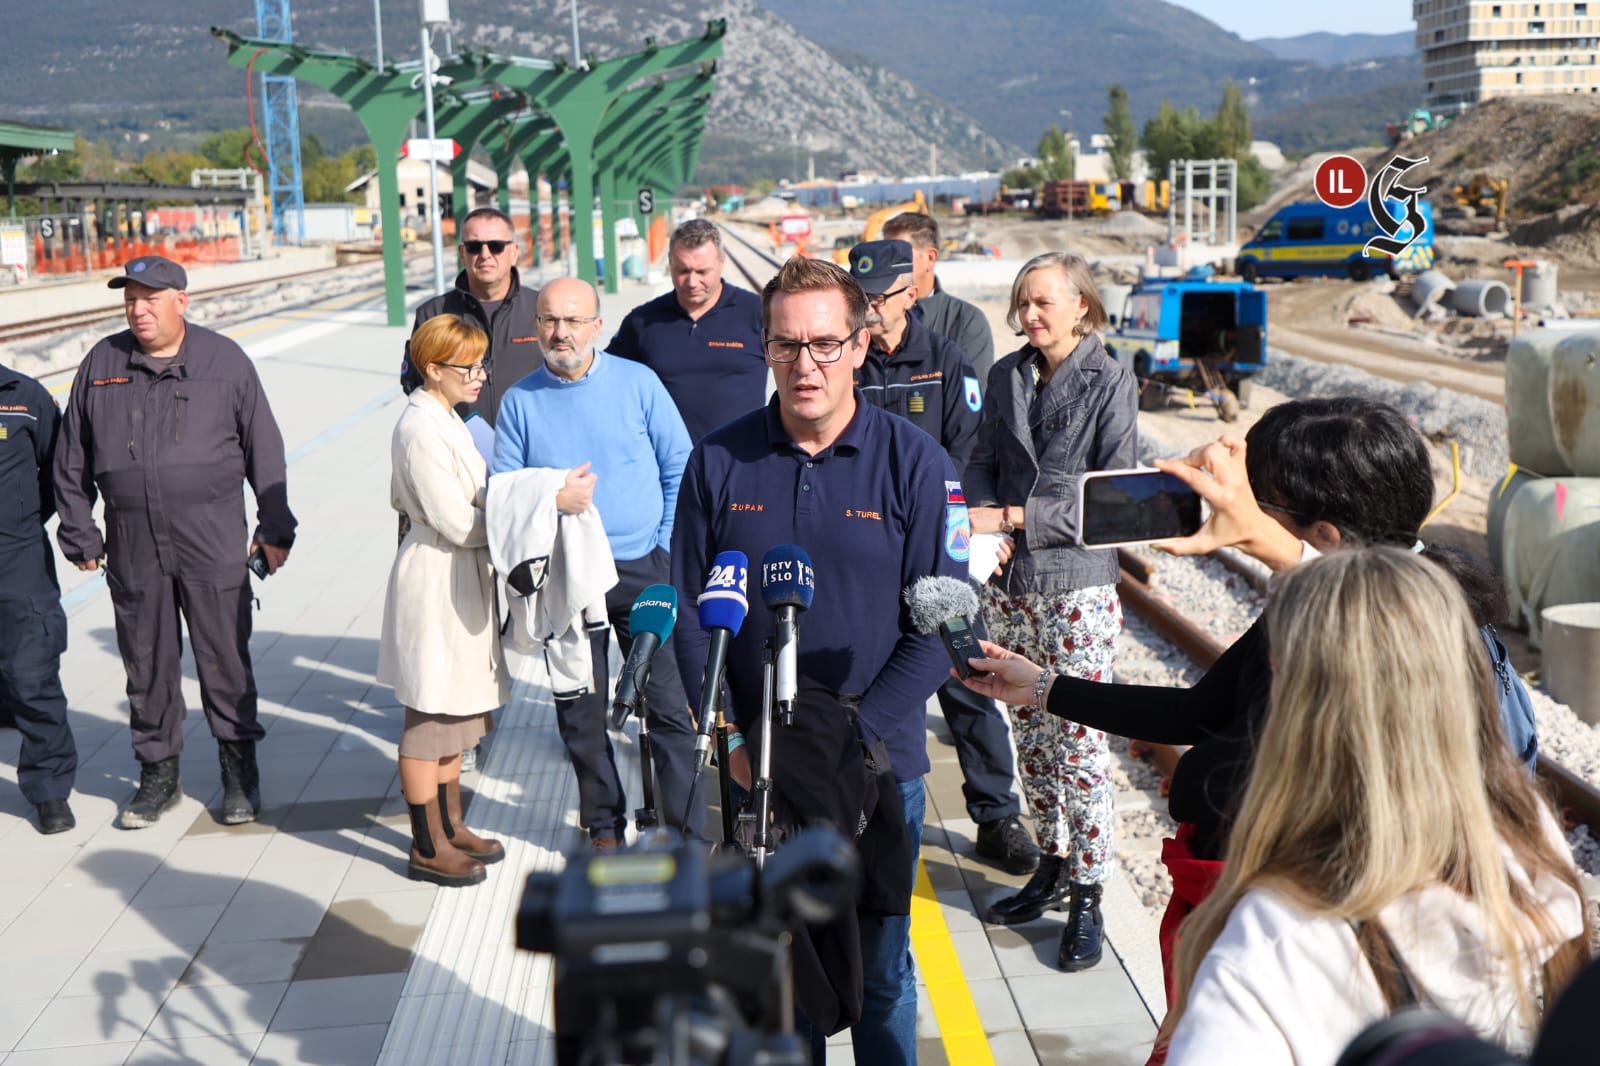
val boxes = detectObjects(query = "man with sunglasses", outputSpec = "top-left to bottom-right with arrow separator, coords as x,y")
849,239 -> 1041,879
402,207 -> 542,450
491,277 -> 699,846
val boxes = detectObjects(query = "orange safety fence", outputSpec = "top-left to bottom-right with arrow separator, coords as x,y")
30,235 -> 244,276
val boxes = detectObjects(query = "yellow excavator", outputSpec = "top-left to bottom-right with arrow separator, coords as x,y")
831,189 -> 928,264
1450,173 -> 1510,228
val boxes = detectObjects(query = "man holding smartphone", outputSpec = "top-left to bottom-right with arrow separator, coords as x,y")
54,255 -> 297,830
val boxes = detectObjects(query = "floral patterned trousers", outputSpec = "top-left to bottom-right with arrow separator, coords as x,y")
982,583 -> 1120,883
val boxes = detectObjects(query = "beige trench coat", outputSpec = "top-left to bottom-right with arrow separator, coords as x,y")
377,390 -> 508,716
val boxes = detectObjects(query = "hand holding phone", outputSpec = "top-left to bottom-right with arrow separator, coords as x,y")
248,547 -> 270,580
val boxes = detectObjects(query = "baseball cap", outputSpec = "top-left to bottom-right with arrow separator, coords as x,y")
848,239 -> 915,295
108,255 -> 188,292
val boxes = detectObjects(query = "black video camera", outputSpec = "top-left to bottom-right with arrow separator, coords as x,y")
516,827 -> 861,1066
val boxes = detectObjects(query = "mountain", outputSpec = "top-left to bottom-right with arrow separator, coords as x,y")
1252,31 -> 1416,65
0,0 -> 1014,182
758,0 -> 1422,154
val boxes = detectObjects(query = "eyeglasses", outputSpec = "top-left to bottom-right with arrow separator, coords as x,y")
536,314 -> 598,331
866,285 -> 911,307
441,362 -> 487,380
763,333 -> 858,364
461,240 -> 512,256
1255,499 -> 1312,523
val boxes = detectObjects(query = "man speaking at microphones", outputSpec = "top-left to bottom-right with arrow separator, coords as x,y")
672,257 -> 966,1065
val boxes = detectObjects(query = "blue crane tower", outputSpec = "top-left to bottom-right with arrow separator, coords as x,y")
256,0 -> 305,244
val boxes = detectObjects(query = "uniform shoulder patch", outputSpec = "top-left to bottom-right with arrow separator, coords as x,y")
945,505 -> 971,563
964,376 -> 981,412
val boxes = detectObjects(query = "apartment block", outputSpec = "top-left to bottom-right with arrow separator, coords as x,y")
1414,0 -> 1600,108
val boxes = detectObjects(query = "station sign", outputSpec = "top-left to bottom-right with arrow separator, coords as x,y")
402,139 -> 461,162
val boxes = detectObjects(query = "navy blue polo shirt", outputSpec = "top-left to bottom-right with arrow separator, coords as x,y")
0,364 -> 60,594
671,392 -> 968,781
609,282 -> 767,443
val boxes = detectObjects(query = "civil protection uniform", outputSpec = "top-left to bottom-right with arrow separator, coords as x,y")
54,323 -> 297,764
400,267 -> 544,424
671,394 -> 965,1062
609,282 -> 766,443
858,314 -> 1024,828
913,279 -> 995,379
0,365 -> 75,803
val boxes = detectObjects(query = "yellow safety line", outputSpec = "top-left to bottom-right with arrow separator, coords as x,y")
910,858 -> 995,1066
46,287 -> 387,395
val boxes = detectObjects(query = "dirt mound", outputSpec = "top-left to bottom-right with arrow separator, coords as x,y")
1510,203 -> 1600,264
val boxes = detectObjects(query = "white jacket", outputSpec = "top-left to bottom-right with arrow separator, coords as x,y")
486,467 -> 617,696
1168,815 -> 1587,1066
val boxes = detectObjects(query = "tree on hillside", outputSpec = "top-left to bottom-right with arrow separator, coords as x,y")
1036,125 -> 1074,182
135,150 -> 213,187
1214,81 -> 1252,158
1103,85 -> 1136,181
197,128 -> 257,171
1140,87 -> 1271,211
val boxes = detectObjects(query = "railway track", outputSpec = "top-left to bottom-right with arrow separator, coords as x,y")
0,263 -> 359,347
1114,550 -> 1600,839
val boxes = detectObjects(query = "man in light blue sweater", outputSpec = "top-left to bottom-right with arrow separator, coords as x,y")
492,277 -> 700,843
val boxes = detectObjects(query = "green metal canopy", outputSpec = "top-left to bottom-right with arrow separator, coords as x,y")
0,119 -> 76,217
211,21 -> 724,325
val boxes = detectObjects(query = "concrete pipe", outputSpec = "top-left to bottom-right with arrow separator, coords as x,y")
1450,278 -> 1511,318
1409,269 -> 1455,316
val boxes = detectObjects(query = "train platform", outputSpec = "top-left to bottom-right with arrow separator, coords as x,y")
0,276 -> 1161,1065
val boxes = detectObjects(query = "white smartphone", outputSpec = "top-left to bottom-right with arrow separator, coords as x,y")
1076,468 -> 1204,549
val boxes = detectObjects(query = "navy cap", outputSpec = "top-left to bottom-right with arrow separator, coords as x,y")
848,239 -> 914,295
108,255 -> 188,292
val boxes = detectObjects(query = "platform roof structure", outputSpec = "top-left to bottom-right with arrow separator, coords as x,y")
0,119 -> 76,217
211,22 -> 724,325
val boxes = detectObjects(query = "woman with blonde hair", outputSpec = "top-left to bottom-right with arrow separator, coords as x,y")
1160,548 -> 1589,1064
963,251 -> 1138,970
378,313 -> 508,887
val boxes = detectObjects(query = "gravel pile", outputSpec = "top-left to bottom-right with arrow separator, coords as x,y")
1253,349 -> 1509,478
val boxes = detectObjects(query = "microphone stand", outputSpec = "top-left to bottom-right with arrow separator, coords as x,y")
749,637 -> 778,870
633,689 -> 659,833
715,700 -> 735,846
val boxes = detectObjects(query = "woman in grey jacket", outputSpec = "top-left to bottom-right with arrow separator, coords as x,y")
963,251 -> 1139,971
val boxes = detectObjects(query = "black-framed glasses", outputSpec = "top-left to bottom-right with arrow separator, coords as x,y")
441,362 -> 487,380
866,285 -> 910,306
1255,498 -> 1311,523
461,240 -> 512,256
763,332 -> 858,364
535,314 -> 598,331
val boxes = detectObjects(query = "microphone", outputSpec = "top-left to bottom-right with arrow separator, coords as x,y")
761,544 -> 815,721
906,575 -> 985,679
611,584 -> 678,729
693,551 -> 750,767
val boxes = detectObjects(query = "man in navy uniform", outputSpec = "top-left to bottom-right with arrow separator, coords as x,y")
881,212 -> 996,378
849,238 -> 1040,877
55,255 -> 296,830
672,256 -> 965,1064
0,362 -> 76,834
609,218 -> 766,443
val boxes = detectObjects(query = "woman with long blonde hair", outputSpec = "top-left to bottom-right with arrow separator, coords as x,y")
1162,548 -> 1589,1064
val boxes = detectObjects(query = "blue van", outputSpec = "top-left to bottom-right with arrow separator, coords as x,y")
1235,199 -> 1434,283
1104,278 -> 1267,421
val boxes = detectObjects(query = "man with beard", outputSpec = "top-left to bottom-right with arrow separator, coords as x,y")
490,277 -> 699,844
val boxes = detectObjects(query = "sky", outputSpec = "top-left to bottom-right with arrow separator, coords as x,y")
1168,0 -> 1416,40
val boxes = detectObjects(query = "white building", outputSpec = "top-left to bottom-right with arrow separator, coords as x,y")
1415,0 -> 1600,108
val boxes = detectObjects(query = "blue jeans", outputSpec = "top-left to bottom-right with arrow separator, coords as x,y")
853,776 -> 925,1066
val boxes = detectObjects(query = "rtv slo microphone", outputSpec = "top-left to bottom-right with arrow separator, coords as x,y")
693,551 -> 749,768
761,544 -> 815,722
906,575 -> 984,679
611,584 -> 678,728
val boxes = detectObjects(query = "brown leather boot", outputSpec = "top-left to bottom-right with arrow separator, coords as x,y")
407,798 -> 486,886
438,780 -> 504,864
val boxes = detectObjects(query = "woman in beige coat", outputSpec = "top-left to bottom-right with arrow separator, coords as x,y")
378,314 -> 509,887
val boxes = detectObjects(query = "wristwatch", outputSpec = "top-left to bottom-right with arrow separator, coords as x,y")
998,506 -> 1015,534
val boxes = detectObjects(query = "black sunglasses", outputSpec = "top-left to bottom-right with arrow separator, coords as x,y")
461,240 -> 511,256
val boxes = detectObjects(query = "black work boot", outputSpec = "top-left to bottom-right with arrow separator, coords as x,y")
1057,882 -> 1105,972
983,854 -> 1071,925
217,740 -> 262,825
975,814 -> 1041,875
117,757 -> 181,830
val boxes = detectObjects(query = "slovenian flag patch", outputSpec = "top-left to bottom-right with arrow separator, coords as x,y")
945,481 -> 965,506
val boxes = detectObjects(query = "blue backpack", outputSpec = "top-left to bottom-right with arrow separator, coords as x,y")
1481,625 -> 1538,771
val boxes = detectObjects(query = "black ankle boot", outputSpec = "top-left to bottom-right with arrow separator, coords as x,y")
218,740 -> 261,825
1057,882 -> 1105,971
117,756 -> 181,830
983,854 -> 1071,925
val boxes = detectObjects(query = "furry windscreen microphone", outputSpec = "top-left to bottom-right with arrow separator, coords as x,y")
905,576 -> 980,635
905,576 -> 986,679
